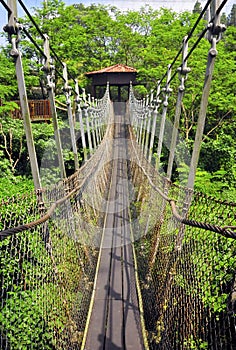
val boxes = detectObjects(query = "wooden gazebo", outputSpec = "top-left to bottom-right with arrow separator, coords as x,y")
85,64 -> 138,102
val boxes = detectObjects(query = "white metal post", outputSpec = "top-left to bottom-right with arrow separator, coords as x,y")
5,0 -> 41,190
62,63 -> 79,170
156,65 -> 172,169
43,35 -> 66,179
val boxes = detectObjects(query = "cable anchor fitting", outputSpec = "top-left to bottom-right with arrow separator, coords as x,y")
9,36 -> 19,57
177,36 -> 191,92
4,20 -> 23,57
207,0 -> 226,44
45,70 -> 55,90
209,36 -> 218,57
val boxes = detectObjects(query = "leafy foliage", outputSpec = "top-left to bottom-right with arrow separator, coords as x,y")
0,2 -> 235,347
0,1 -> 234,200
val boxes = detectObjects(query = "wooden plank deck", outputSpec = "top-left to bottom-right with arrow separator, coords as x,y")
83,114 -> 145,350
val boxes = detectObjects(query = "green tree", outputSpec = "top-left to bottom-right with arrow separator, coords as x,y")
220,12 -> 227,25
0,2 -> 235,199
0,50 -> 18,108
193,1 -> 202,14
228,4 -> 236,26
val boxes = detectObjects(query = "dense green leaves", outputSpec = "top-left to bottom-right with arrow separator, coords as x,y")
0,3 -> 235,347
0,1 -> 235,198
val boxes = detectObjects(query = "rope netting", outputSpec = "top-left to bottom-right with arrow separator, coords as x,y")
1,102 -> 235,349
128,131 -> 236,350
1,1 -> 235,348
127,8 -> 236,345
0,102 -> 114,349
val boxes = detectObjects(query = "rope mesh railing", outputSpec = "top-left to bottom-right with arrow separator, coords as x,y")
0,102 -> 114,349
127,0 -> 236,342
0,195 -> 96,349
0,103 -> 235,349
128,131 -> 236,350
1,0 -> 235,348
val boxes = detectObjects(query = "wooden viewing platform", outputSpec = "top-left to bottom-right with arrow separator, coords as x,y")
82,113 -> 145,350
11,100 -> 51,121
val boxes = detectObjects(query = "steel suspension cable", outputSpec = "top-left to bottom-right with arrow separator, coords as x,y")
53,66 -> 77,98
167,25 -> 209,87
213,0 -> 228,19
182,0 -> 227,65
18,24 -> 73,88
168,5 -> 226,86
49,45 -> 65,68
156,0 -> 227,96
156,4 -> 209,91
0,0 -> 11,13
1,0 -> 93,97
129,131 -> 236,239
186,0 -> 212,40
158,0 -> 211,87
18,0 -> 45,40
18,0 -> 77,87
22,27 -> 47,59
49,47 -> 78,92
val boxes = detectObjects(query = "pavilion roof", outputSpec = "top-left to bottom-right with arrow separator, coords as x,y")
86,63 -> 137,75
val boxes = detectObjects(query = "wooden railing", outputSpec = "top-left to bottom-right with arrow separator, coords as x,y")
11,100 -> 51,121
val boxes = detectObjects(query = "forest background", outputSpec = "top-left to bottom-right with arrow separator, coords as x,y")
0,0 -> 235,200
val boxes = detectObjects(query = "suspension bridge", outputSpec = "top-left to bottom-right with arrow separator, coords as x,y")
0,0 -> 236,349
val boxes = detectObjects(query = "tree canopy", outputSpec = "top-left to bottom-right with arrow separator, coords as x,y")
0,0 -> 235,200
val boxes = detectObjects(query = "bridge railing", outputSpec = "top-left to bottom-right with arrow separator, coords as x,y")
1,0 -> 235,349
128,132 -> 236,349
11,100 -> 52,121
129,0 -> 227,191
0,112 -> 115,349
2,0 -> 113,189
127,0 -> 236,348
0,1 -> 116,346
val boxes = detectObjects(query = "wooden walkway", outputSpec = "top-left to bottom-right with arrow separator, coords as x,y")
83,114 -> 145,350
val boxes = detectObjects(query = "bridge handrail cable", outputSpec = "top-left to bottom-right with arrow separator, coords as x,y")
0,110 -> 113,239
0,0 -> 11,14
15,0 -> 83,95
156,0 -> 227,94
129,130 -> 236,239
